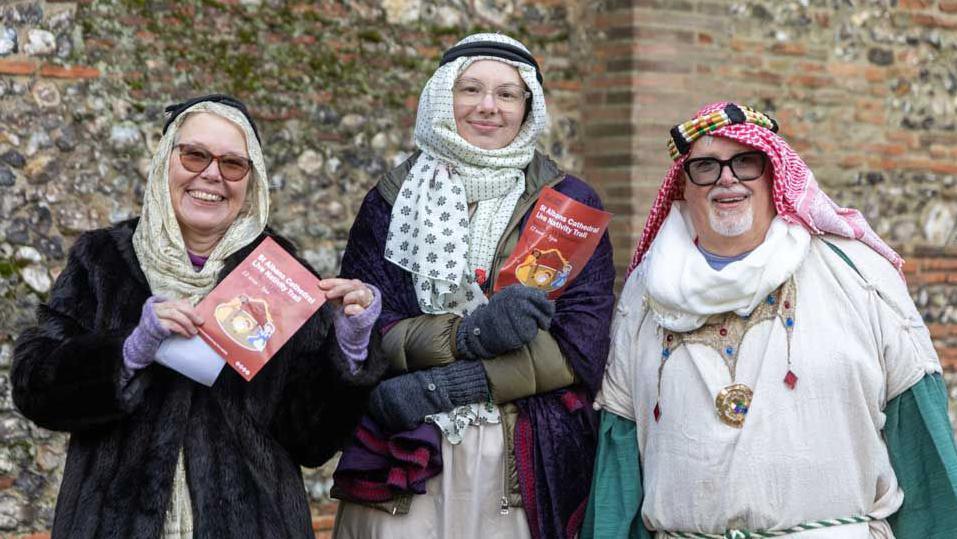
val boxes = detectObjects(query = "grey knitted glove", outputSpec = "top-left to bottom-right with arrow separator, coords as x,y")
368,361 -> 489,431
455,284 -> 554,360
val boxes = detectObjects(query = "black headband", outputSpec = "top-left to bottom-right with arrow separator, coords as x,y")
440,41 -> 543,84
162,94 -> 261,143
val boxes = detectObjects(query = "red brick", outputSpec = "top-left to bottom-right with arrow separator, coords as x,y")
740,70 -> 783,85
929,323 -> 957,339
862,143 -> 906,157
593,12 -> 627,29
899,0 -> 932,8
0,59 -> 39,76
839,155 -> 865,168
828,62 -> 868,79
886,130 -> 920,149
118,15 -> 149,26
941,1 -> 957,13
312,514 -> 335,531
729,38 -> 764,53
922,258 -> 957,271
919,272 -> 951,285
911,13 -> 957,29
528,23 -> 562,38
635,26 -> 694,43
636,59 -> 691,74
896,158 -> 957,174
796,61 -> 825,74
770,42 -> 807,56
292,35 -> 317,45
787,74 -> 835,89
44,63 -> 101,79
864,66 -> 889,83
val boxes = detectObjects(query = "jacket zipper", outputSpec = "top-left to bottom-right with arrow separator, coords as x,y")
493,173 -> 564,517
500,419 -> 510,515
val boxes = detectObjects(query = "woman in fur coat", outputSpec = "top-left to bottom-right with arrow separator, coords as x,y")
12,94 -> 387,538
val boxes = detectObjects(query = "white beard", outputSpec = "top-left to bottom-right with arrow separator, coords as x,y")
709,205 -> 754,237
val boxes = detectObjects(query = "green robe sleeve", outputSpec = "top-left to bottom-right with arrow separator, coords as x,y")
582,410 -> 653,539
884,373 -> 957,539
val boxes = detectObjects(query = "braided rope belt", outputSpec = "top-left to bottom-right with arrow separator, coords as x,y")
663,515 -> 874,539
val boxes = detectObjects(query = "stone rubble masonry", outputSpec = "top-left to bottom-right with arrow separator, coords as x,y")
0,0 -> 589,534
0,0 -> 955,536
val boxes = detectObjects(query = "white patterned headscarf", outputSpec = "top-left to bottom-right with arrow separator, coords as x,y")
385,33 -> 548,316
132,100 -> 270,304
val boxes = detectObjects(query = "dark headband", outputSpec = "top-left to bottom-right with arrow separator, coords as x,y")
667,103 -> 779,160
440,41 -> 543,84
162,94 -> 261,143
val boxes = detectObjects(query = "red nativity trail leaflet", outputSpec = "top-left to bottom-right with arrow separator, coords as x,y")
195,237 -> 325,381
495,187 -> 612,299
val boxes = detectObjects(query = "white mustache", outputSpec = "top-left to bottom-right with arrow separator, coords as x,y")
708,187 -> 751,202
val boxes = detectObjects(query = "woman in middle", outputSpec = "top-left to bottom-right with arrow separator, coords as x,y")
331,33 -> 616,538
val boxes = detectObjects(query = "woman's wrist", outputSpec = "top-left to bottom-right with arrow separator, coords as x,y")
333,285 -> 382,369
123,296 -> 172,373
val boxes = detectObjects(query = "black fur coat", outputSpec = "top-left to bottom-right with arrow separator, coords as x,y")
12,219 -> 386,538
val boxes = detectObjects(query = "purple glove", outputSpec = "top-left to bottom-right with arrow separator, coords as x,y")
333,284 -> 382,372
122,296 -> 172,376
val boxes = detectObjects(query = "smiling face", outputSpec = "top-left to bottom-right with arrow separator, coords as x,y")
168,112 -> 250,253
453,60 -> 528,150
683,136 -> 776,256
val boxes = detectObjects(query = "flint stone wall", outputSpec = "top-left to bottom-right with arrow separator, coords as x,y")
0,0 -> 955,536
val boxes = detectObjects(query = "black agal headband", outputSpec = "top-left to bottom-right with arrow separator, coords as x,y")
162,94 -> 261,143
440,41 -> 544,84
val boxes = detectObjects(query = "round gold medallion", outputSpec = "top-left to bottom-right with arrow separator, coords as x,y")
715,383 -> 753,428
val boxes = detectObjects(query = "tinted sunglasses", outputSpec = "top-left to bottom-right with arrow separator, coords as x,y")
175,143 -> 252,182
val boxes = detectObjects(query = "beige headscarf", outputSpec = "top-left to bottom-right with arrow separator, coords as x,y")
132,101 -> 270,304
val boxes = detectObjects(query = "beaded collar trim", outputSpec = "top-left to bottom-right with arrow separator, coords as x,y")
653,276 -> 798,428
667,103 -> 779,160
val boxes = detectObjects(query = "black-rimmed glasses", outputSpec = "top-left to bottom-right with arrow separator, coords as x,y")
682,151 -> 767,186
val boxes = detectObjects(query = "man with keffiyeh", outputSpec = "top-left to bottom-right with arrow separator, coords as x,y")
583,102 -> 957,539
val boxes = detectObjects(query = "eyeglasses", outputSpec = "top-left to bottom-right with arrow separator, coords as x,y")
682,151 -> 768,186
174,143 -> 252,182
453,79 -> 531,110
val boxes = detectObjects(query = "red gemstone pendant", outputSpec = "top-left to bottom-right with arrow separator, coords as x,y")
653,402 -> 661,422
784,370 -> 798,390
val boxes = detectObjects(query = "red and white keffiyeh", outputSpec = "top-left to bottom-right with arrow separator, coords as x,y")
627,101 -> 903,276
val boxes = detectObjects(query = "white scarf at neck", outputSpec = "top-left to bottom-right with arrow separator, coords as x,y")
640,202 -> 810,332
385,34 -> 548,317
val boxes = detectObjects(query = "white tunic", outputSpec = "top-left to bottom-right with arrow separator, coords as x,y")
333,403 -> 532,539
599,205 -> 940,538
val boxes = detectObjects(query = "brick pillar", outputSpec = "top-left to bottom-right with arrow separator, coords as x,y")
583,1 -> 640,281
